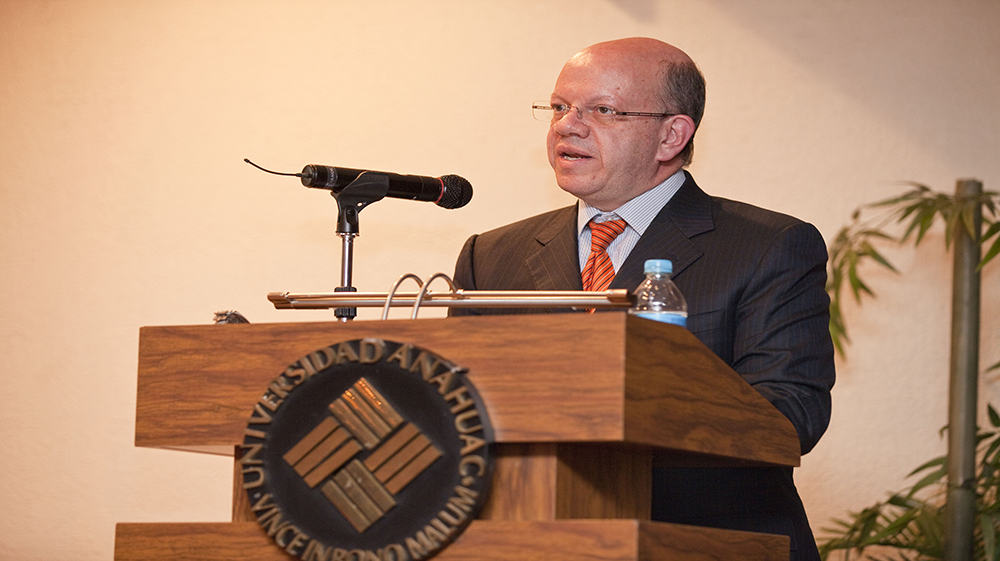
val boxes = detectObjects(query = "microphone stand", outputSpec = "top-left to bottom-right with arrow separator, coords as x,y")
330,172 -> 389,321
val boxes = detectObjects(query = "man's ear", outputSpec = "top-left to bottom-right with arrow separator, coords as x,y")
656,115 -> 696,163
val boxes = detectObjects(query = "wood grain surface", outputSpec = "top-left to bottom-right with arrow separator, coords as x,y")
135,314 -> 799,467
130,316 -> 800,560
115,520 -> 790,561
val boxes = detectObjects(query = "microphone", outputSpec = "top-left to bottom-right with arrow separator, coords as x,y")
300,165 -> 473,209
244,159 -> 474,210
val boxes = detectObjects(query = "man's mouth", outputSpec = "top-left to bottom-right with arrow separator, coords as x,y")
558,149 -> 592,161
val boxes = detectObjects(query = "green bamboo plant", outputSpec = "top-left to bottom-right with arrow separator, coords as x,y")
818,183 -> 1000,560
818,406 -> 1000,561
825,182 -> 999,361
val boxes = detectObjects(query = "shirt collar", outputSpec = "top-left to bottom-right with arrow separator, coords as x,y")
576,169 -> 686,236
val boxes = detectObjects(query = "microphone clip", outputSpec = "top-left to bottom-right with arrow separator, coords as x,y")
330,172 -> 392,321
332,171 -> 390,235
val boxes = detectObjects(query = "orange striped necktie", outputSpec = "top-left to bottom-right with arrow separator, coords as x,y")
582,219 -> 627,292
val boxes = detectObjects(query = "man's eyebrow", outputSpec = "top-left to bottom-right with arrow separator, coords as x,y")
550,95 -> 620,104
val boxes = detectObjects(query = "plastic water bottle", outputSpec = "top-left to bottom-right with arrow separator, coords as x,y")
628,259 -> 687,327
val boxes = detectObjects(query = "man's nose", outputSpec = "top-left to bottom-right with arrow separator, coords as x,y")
552,105 -> 588,134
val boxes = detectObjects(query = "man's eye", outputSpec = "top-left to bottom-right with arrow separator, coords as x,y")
593,105 -> 616,115
551,104 -> 569,113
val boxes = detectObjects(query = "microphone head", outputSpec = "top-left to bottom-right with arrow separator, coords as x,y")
437,175 -> 473,209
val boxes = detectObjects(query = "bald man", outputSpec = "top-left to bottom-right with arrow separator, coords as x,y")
450,38 -> 835,561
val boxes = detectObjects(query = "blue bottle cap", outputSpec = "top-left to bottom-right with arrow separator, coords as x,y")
643,259 -> 673,274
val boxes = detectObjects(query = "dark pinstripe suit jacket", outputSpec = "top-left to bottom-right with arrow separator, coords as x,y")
450,172 -> 835,561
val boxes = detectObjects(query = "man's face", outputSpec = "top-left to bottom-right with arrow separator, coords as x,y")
546,52 -> 669,211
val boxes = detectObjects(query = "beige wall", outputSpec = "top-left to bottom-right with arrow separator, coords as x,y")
2,1 -> 998,558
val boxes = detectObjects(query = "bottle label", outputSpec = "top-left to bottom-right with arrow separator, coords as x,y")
631,312 -> 687,327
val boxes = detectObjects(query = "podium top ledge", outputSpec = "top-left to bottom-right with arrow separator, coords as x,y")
134,314 -> 799,467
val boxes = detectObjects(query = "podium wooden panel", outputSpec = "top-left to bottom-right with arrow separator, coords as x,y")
118,313 -> 799,560
116,520 -> 789,561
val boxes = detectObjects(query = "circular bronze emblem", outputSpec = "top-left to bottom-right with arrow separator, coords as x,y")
241,338 -> 494,560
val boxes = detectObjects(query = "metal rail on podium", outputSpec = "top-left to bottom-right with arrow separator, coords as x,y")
115,294 -> 799,560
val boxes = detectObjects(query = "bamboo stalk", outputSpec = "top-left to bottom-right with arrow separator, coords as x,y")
944,179 -> 982,561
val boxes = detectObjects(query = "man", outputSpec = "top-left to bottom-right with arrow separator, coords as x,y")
449,38 -> 835,561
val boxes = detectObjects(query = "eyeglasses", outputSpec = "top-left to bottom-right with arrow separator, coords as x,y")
532,102 -> 675,125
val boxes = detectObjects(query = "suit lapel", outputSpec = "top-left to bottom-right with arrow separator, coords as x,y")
610,172 -> 714,290
525,205 -> 583,290
518,173 -> 714,293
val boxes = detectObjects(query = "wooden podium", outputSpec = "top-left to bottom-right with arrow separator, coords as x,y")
115,313 -> 800,561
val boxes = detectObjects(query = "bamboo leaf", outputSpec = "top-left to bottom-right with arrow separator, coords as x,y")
985,433 -> 1000,463
907,466 -> 947,497
984,221 -> 1000,240
829,310 -> 848,357
900,203 -> 940,245
869,510 -> 920,542
908,456 -> 947,477
915,207 -> 938,245
945,207 -> 960,247
861,242 -> 900,273
870,184 -> 931,207
849,276 -> 874,302
981,514 -> 998,561
859,229 -> 898,241
962,203 -> 980,241
900,197 -> 933,224
981,231 -> 1000,269
888,494 -> 921,508
847,253 -> 875,303
899,208 -> 926,241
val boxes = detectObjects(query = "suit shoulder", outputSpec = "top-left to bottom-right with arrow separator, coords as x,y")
472,205 -> 577,246
712,197 -> 805,229
479,206 -> 576,238
710,196 -> 824,242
